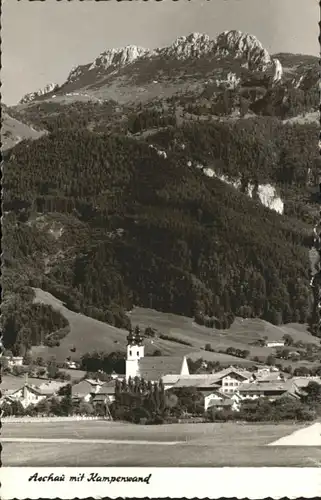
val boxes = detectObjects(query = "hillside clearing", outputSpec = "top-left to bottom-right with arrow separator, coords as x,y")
31,289 -> 317,367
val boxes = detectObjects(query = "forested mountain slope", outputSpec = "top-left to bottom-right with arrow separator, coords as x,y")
2,125 -> 316,353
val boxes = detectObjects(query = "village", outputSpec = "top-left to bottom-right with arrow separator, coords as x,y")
2,327 -> 321,423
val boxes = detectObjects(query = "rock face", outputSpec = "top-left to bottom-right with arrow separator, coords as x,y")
213,30 -> 272,70
199,166 -> 284,214
67,45 -> 152,83
161,32 -> 212,59
19,83 -> 59,104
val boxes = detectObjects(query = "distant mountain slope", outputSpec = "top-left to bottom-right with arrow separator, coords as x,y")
1,109 -> 46,151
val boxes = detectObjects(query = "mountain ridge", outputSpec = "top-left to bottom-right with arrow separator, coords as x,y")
19,30 -> 285,105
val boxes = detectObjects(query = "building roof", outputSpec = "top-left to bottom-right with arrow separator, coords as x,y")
72,380 -> 93,397
203,390 -> 226,398
85,378 -> 104,386
208,399 -> 233,408
162,368 -> 252,389
254,372 -> 285,382
172,377 -> 221,389
37,381 -> 68,395
210,367 -> 253,381
138,356 -> 186,381
162,374 -> 181,385
291,377 -> 321,388
99,382 -> 116,395
92,393 -> 111,403
238,380 -> 295,393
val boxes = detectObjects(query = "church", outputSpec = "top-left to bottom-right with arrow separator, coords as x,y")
125,327 -> 190,382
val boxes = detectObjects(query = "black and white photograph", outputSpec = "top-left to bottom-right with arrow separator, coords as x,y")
1,0 -> 321,494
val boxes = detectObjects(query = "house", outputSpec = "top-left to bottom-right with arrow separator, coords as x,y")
0,385 -> 46,408
252,371 -> 286,383
65,361 -> 78,370
291,376 -> 321,389
204,390 -> 238,412
162,368 -> 252,398
163,374 -> 221,392
96,381 -> 116,403
206,367 -> 253,395
265,340 -> 285,348
71,379 -> 103,402
125,327 -> 189,381
237,379 -> 299,401
207,398 -> 235,412
0,379 -> 69,409
2,356 -> 24,367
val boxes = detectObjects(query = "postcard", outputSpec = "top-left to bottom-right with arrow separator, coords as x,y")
1,0 -> 320,498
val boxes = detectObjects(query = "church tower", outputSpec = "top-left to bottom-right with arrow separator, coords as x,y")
125,326 -> 145,380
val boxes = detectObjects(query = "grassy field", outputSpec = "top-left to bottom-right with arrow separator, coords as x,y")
3,420 -> 321,467
2,370 -> 86,392
32,288 -> 318,365
1,375 -> 49,391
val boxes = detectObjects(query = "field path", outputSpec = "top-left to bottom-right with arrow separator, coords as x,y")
268,423 -> 321,446
2,437 -> 179,445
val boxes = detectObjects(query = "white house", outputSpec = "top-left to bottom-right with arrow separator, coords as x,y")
162,368 -> 252,398
237,379 -> 299,401
71,379 -> 104,402
3,356 -> 24,367
204,390 -> 239,412
125,327 -> 189,381
266,340 -> 285,348
2,384 -> 46,408
1,380 -> 68,409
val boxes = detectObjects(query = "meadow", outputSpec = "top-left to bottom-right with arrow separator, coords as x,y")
32,288 -> 318,367
3,420 -> 321,467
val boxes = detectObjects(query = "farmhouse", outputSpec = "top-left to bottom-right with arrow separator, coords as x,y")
265,340 -> 285,348
0,380 -> 67,408
204,390 -> 238,411
125,327 -> 189,381
92,382 -> 116,404
237,379 -> 300,401
2,356 -> 24,367
71,379 -> 104,402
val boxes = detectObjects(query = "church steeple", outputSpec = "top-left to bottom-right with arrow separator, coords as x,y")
127,327 -> 136,346
126,325 -> 145,380
134,325 -> 143,345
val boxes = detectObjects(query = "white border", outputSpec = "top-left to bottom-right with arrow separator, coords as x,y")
1,467 -> 321,499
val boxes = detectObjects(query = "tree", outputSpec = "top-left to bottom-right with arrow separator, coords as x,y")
12,365 -> 27,377
266,355 -> 276,366
23,351 -> 33,365
304,381 -> 321,404
282,334 -> 294,346
35,398 -> 51,415
79,401 -> 94,415
36,356 -> 46,367
47,356 -> 58,379
11,400 -> 25,416
1,402 -> 13,416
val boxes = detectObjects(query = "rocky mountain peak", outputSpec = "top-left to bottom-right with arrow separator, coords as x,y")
213,30 -> 271,69
162,32 -> 212,59
88,45 -> 152,71
19,83 -> 59,104
67,45 -> 152,84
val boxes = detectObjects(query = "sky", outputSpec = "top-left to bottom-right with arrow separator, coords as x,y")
2,0 -> 319,105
